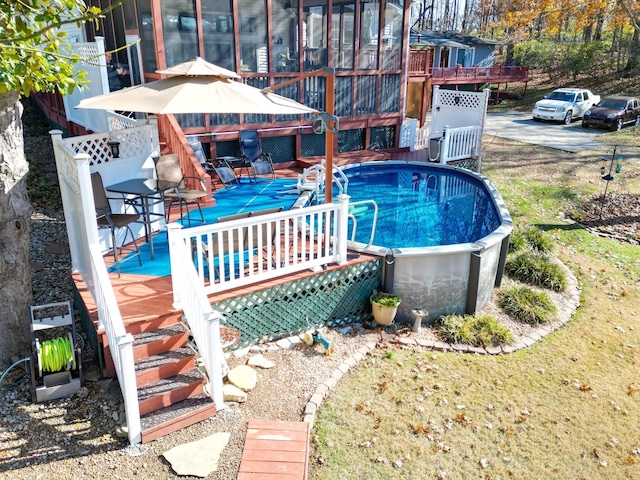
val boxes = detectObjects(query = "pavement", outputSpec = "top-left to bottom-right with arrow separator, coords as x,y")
483,110 -> 606,152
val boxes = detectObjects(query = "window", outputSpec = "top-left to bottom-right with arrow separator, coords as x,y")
238,0 -> 268,73
272,0 -> 299,73
202,0 -> 235,71
161,0 -> 198,67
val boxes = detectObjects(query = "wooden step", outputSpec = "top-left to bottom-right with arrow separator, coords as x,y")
140,392 -> 217,444
137,368 -> 207,416
238,419 -> 310,480
132,322 -> 190,360
134,346 -> 196,387
126,312 -> 184,336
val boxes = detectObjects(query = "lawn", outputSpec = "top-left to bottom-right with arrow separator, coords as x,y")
309,128 -> 640,479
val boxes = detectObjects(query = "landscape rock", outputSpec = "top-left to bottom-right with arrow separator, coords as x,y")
227,365 -> 257,391
163,432 -> 230,477
223,384 -> 248,403
247,353 -> 275,369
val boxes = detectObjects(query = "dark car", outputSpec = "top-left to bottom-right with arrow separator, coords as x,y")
582,96 -> 640,131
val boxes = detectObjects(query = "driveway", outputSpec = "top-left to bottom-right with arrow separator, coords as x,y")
484,111 -> 605,152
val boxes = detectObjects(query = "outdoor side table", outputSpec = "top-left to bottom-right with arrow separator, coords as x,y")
107,178 -> 178,260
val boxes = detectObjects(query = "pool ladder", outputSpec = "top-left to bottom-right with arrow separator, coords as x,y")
348,200 -> 378,251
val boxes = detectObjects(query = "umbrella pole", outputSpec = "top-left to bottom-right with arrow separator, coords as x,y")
324,70 -> 335,204
261,67 -> 336,204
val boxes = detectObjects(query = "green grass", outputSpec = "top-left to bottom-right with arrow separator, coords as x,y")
309,127 -> 640,479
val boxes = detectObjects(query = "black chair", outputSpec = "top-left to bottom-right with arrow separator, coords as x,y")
90,172 -> 142,276
240,130 -> 275,182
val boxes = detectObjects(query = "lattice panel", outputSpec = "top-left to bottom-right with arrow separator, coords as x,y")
212,259 -> 382,348
63,126 -> 154,166
370,126 -> 395,150
338,128 -> 365,153
448,158 -> 480,172
263,136 -> 294,163
216,140 -> 242,158
301,132 -> 326,157
439,90 -> 483,109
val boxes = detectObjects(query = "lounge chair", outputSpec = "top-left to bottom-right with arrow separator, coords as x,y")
240,130 -> 275,182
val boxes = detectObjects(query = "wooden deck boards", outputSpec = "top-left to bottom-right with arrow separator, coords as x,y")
237,419 -> 310,480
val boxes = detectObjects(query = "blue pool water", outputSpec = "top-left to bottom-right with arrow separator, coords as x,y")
342,163 -> 501,249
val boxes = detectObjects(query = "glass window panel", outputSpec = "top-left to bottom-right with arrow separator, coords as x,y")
331,1 -> 354,70
359,0 -> 379,70
202,0 -> 235,71
137,0 -> 157,73
161,0 -> 199,67
238,0 -> 269,73
303,2 -> 327,72
272,0 -> 300,73
382,0 -> 403,70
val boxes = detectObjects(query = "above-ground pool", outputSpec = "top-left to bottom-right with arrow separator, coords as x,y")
340,162 -> 513,323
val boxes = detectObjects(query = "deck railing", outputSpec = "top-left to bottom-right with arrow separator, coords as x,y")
167,196 -> 351,296
89,244 -> 141,444
439,125 -> 482,164
167,226 -> 225,409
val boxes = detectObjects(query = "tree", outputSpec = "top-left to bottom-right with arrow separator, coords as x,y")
0,0 -> 102,365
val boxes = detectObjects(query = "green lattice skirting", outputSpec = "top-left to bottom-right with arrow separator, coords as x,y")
212,259 -> 382,349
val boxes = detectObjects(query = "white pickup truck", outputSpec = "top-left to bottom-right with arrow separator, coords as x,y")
532,88 -> 601,124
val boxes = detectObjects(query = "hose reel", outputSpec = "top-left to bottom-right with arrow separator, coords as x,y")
29,301 -> 84,402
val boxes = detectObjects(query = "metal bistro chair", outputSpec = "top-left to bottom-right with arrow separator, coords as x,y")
154,153 -> 209,226
240,130 -> 275,182
90,172 -> 142,276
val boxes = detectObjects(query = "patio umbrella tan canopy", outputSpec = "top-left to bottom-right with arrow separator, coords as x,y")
76,57 -> 318,116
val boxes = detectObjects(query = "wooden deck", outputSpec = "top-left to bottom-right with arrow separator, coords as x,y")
238,419 -> 310,480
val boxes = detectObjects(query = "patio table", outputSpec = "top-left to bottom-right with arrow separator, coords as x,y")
107,178 -> 178,260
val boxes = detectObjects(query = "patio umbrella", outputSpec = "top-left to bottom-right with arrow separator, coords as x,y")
75,57 -> 317,116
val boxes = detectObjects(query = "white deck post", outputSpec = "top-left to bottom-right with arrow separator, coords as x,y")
117,333 -> 142,444
336,194 -> 350,264
206,310 -> 226,410
167,223 -> 184,309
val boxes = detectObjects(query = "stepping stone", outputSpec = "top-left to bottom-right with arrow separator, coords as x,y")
163,432 -> 230,477
248,353 -> 275,369
223,383 -> 248,403
227,365 -> 257,391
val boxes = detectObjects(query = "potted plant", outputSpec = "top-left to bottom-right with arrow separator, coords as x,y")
370,291 -> 401,325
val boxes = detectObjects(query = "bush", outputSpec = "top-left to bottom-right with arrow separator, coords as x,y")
439,314 -> 514,347
505,252 -> 567,291
523,227 -> 554,254
498,285 -> 557,325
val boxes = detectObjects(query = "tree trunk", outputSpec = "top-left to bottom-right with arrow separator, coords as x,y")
624,27 -> 639,72
0,91 -> 33,365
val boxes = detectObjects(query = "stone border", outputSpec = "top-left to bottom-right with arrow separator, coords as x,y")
299,261 -> 581,428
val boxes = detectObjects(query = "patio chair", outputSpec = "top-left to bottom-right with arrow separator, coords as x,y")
153,153 -> 209,227
212,160 -> 240,191
90,172 -> 142,276
240,130 -> 275,182
188,138 -> 216,176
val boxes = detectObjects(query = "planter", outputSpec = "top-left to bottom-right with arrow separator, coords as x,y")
370,293 -> 401,325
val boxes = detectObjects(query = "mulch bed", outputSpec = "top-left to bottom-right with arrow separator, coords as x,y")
575,193 -> 640,245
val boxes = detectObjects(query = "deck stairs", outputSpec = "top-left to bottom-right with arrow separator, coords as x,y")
126,311 -> 217,444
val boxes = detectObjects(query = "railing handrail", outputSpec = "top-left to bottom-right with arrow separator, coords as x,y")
169,197 -> 350,297
167,225 -> 225,409
88,244 -> 141,444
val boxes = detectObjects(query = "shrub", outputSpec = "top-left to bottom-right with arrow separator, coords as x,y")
498,285 -> 557,325
505,251 -> 567,291
508,228 -> 526,253
439,314 -> 514,347
523,227 -> 554,254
